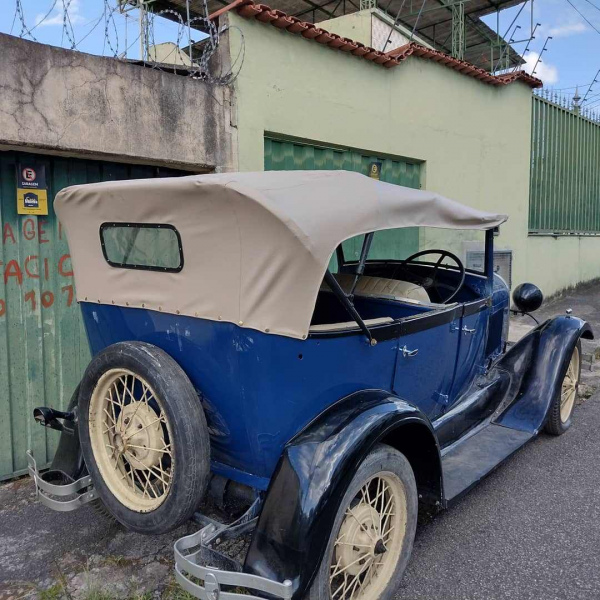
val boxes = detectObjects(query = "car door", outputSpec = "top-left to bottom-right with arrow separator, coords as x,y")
392,306 -> 462,420
448,298 -> 491,405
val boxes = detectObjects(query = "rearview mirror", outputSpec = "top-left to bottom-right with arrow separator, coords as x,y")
512,283 -> 543,313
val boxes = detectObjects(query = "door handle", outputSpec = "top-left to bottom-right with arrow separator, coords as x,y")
401,345 -> 419,357
462,326 -> 476,334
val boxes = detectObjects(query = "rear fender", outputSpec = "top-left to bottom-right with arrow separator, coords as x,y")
243,389 -> 441,600
49,385 -> 86,479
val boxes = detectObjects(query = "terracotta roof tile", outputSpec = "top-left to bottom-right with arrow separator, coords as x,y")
210,0 -> 543,89
388,43 -> 542,88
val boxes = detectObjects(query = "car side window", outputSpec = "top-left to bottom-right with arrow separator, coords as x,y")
100,223 -> 183,273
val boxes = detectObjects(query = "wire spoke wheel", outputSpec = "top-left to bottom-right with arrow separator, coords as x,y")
329,472 -> 407,600
89,368 -> 174,512
560,344 -> 580,423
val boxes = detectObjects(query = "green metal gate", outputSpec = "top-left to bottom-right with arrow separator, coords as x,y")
529,94 -> 600,234
264,138 -> 423,259
0,150 -> 184,480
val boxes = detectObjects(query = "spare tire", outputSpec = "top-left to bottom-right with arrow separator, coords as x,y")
78,341 -> 210,534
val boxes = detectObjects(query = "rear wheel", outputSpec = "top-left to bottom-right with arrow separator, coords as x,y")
309,445 -> 418,600
545,340 -> 581,436
78,341 -> 210,534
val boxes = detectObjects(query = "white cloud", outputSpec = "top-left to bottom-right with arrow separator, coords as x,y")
36,0 -> 85,27
524,51 -> 559,85
547,22 -> 588,37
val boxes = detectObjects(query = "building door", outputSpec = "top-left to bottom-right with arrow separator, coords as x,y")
264,137 -> 423,259
0,150 -> 186,480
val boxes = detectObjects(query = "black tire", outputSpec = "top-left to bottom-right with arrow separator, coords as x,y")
545,339 -> 582,436
308,444 -> 418,600
78,341 -> 210,534
90,497 -> 118,523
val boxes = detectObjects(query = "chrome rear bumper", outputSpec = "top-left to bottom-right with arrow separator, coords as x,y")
26,450 -> 97,511
174,527 -> 293,600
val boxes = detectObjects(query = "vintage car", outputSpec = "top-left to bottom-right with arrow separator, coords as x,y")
27,170 -> 592,600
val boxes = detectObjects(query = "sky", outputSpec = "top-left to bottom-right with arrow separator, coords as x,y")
481,0 -> 600,109
1,1 -> 186,62
1,0 -> 600,109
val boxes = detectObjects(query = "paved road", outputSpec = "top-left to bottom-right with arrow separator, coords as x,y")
2,285 -> 599,599
396,392 -> 600,600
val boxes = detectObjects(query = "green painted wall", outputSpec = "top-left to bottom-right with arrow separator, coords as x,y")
228,12 -> 600,297
0,150 -> 183,479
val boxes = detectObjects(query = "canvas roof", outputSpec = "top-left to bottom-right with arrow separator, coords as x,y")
55,170 -> 507,339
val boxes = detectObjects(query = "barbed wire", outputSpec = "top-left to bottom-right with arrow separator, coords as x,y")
77,4 -> 110,47
103,0 -> 120,57
62,0 -> 77,49
14,0 -> 41,41
7,0 -> 244,85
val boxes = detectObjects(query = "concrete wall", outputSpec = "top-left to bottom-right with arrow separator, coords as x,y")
227,12 -> 539,290
526,236 -> 600,295
316,10 -> 373,46
0,34 -> 236,172
318,9 -> 430,52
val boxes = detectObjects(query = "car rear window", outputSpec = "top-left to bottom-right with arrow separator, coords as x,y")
100,223 -> 183,272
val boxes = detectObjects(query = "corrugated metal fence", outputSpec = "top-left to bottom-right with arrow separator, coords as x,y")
0,150 -> 184,480
530,95 -> 600,234
264,137 -> 422,189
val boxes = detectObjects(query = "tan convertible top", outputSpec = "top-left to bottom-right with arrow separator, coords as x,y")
55,170 -> 507,340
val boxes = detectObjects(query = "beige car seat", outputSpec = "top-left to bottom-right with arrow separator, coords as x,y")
321,273 -> 431,304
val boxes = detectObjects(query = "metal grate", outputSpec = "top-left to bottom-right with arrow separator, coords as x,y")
529,95 -> 600,235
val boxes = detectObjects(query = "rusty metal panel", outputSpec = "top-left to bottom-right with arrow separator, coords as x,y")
529,95 -> 600,234
0,150 -> 184,480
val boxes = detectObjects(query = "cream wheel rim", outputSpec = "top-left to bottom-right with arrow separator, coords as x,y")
89,369 -> 174,512
329,472 -> 407,600
560,345 -> 580,423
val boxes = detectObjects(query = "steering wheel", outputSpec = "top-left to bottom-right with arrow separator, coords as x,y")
391,249 -> 466,303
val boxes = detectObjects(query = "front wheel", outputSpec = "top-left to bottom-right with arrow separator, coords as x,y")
308,444 -> 418,600
545,339 -> 582,436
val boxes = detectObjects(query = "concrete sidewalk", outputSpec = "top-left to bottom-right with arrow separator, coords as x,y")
1,284 -> 599,600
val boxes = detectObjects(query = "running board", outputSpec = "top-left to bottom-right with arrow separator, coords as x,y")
441,424 -> 533,505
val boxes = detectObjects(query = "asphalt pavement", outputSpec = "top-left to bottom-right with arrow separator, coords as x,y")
396,383 -> 600,600
1,284 -> 599,600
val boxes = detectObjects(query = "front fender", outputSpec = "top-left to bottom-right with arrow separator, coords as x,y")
495,315 -> 592,432
243,389 -> 440,600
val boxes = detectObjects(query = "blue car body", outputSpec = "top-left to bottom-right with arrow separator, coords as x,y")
79,263 -> 507,491
28,171 -> 594,600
